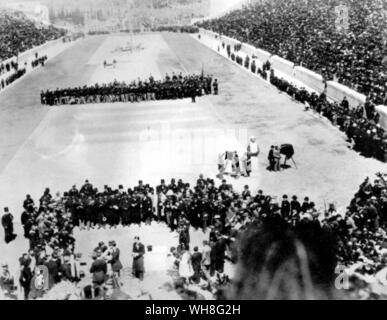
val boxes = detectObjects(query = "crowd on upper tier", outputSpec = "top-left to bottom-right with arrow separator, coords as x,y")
0,10 -> 65,62
40,73 -> 218,106
1,172 -> 387,299
197,0 -> 387,105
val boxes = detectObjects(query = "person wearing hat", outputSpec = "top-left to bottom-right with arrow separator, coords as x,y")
213,234 -> 227,274
218,179 -> 229,193
247,136 -> 260,170
45,252 -> 61,289
156,179 -> 167,195
135,180 -> 145,194
190,246 -> 203,284
1,207 -> 16,244
290,196 -> 301,215
301,197 -> 310,213
179,222 -> 190,251
267,146 -> 275,171
242,185 -> 251,200
23,194 -> 35,212
108,241 -> 123,278
281,195 -> 291,220
19,257 -> 33,300
132,236 -> 145,280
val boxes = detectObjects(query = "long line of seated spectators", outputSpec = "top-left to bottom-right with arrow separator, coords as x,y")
197,0 -> 387,105
153,26 -> 199,33
0,10 -> 65,62
269,72 -> 387,163
0,172 -> 384,299
40,73 -> 217,106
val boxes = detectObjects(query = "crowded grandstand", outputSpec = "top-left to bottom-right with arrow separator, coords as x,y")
1,0 -> 387,302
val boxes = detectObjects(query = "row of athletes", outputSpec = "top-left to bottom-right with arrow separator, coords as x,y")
40,73 -> 219,106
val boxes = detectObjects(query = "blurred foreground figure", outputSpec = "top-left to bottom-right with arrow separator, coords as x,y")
228,217 -> 338,300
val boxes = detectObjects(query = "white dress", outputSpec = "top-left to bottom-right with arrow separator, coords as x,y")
179,252 -> 192,279
224,159 -> 233,174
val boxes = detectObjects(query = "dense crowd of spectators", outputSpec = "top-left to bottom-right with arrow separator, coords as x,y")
0,10 -> 65,62
204,32 -> 387,163
198,0 -> 387,105
40,73 -> 218,106
153,26 -> 199,33
269,72 -> 387,162
0,171 -> 384,299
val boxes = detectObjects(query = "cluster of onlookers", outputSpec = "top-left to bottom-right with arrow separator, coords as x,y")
154,26 -> 199,33
31,55 -> 48,69
321,173 -> 387,299
199,23 -> 387,163
0,60 -> 18,76
198,0 -> 387,105
41,73 -> 218,106
269,72 -> 387,162
87,31 -> 111,36
1,172 -> 387,298
0,10 -> 65,61
3,68 -> 26,88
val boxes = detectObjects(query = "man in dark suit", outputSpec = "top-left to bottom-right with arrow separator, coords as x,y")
213,79 -> 219,95
213,234 -> 227,274
132,236 -> 145,280
190,246 -> 203,284
281,195 -> 291,220
19,259 -> 33,300
268,146 -> 275,171
1,207 -> 16,244
90,250 -> 107,285
45,252 -> 61,289
109,241 -> 123,277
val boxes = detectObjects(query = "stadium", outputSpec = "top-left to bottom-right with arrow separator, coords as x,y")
0,0 -> 387,301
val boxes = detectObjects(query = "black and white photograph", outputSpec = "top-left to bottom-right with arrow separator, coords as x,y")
0,0 -> 386,303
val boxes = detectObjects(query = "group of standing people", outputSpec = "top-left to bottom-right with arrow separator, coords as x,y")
217,136 -> 260,179
267,146 -> 282,172
40,73 -> 218,106
2,171 -> 387,298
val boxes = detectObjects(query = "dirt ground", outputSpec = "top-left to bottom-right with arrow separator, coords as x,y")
0,32 -> 385,298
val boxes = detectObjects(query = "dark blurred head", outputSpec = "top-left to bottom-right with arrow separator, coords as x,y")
227,217 -> 337,300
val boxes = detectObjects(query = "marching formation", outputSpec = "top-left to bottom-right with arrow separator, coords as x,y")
40,73 -> 218,106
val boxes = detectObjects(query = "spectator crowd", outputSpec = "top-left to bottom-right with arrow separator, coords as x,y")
269,72 -> 387,162
40,73 -> 218,106
1,171 -> 387,299
198,0 -> 387,105
0,10 -> 65,62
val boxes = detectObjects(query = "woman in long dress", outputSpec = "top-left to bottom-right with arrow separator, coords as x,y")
224,151 -> 233,175
178,249 -> 192,282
